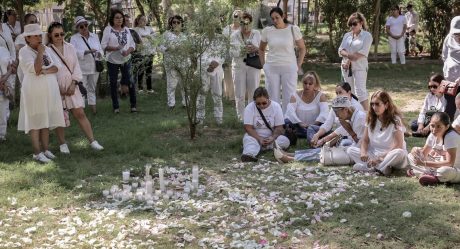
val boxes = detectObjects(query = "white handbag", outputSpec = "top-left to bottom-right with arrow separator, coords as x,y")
320,141 -> 353,166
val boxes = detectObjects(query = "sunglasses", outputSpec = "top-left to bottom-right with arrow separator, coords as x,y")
53,32 -> 65,38
79,24 -> 88,29
349,22 -> 359,27
233,14 -> 239,18
453,33 -> 460,37
303,81 -> 314,85
172,20 -> 181,25
370,102 -> 382,107
240,21 -> 251,25
428,85 -> 438,89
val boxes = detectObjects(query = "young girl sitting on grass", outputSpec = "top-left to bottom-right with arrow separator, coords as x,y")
408,112 -> 460,185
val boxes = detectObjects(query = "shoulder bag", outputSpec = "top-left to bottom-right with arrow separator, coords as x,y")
242,32 -> 262,69
439,80 -> 460,96
256,106 -> 273,132
81,36 -> 104,73
320,139 -> 353,166
50,45 -> 87,97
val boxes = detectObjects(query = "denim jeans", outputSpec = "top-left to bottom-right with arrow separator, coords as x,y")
284,119 -> 321,144
107,61 -> 136,109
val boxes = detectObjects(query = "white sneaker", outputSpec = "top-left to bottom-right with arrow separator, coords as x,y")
353,163 -> 375,172
33,153 -> 51,163
90,141 -> 104,151
60,144 -> 70,154
43,150 -> 56,159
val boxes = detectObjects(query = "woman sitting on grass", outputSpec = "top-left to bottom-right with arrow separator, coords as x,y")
310,82 -> 364,147
284,71 -> 328,146
347,90 -> 407,175
241,87 -> 290,162
410,73 -> 446,137
407,112 -> 460,185
275,96 -> 366,163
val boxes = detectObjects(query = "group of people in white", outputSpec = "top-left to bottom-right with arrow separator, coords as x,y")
0,4 -> 459,185
240,10 -> 460,187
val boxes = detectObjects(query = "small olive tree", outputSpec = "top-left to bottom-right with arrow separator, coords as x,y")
159,1 -> 229,139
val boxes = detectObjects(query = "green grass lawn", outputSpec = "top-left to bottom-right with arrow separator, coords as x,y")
1,62 -> 459,248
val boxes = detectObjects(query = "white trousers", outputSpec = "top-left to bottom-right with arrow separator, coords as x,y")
347,147 -> 407,175
242,133 -> 290,157
232,62 -> 261,120
388,37 -> 406,64
82,73 -> 100,105
197,66 -> 224,122
341,69 -> 368,102
408,152 -> 460,183
263,63 -> 298,113
223,66 -> 235,100
166,66 -> 186,107
0,95 -> 9,138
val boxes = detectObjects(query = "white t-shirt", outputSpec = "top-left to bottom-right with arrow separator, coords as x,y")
244,100 -> 284,138
334,109 -> 367,141
425,131 -> 460,168
261,25 -> 302,66
417,93 -> 447,124
320,98 -> 363,132
385,15 -> 407,36
367,117 -> 406,156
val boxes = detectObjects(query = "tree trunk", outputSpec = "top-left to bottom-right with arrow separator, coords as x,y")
134,0 -> 145,16
149,0 -> 164,32
372,0 -> 381,60
14,0 -> 25,32
105,0 -> 112,27
314,0 -> 319,33
162,0 -> 173,21
305,0 -> 310,34
283,0 -> 288,19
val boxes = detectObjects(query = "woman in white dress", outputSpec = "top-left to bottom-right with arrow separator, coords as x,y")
442,16 -> 460,121
222,9 -> 242,100
18,24 -> 65,163
134,14 -> 156,93
385,5 -> 407,64
47,22 -> 103,154
347,90 -> 407,175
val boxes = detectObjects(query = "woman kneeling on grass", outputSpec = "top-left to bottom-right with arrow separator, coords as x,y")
407,112 -> 460,186
275,96 -> 366,163
241,87 -> 290,162
347,90 -> 407,175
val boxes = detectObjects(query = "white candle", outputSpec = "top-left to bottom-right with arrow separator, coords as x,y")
122,170 -> 130,182
192,166 -> 199,183
145,164 -> 152,177
132,182 -> 139,188
102,190 -> 110,197
166,189 -> 174,197
145,181 -> 153,195
159,168 -> 165,192
155,190 -> 162,197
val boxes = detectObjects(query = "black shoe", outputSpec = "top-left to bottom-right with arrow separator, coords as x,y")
412,132 -> 427,138
241,154 -> 258,162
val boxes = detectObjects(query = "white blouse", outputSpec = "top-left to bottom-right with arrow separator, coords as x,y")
230,29 -> 261,65
0,24 -> 16,61
134,26 -> 155,55
2,21 -> 21,38
101,26 -> 135,64
442,34 -> 460,81
417,93 -> 447,124
338,30 -> 373,71
285,91 -> 329,125
261,25 -> 302,66
70,32 -> 103,74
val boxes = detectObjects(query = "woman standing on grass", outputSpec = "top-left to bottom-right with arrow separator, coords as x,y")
241,87 -> 290,162
222,9 -> 242,101
259,7 -> 306,112
229,12 -> 261,121
101,9 -> 137,113
284,71 -> 328,146
347,90 -> 407,176
15,13 -> 40,84
134,14 -> 156,94
385,5 -> 407,64
407,112 -> 460,185
410,73 -> 446,137
70,16 -> 104,115
47,22 -> 103,154
442,16 -> 460,121
339,12 -> 372,111
2,9 -> 21,41
18,24 -> 64,163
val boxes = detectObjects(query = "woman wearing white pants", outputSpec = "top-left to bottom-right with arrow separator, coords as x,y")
339,12 -> 372,111
347,90 -> 407,175
259,7 -> 306,113
70,16 -> 103,114
385,6 -> 407,64
230,12 -> 261,121
241,87 -> 289,162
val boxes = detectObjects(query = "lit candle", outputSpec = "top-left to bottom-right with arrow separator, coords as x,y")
145,163 -> 152,177
122,170 -> 130,182
159,168 -> 165,192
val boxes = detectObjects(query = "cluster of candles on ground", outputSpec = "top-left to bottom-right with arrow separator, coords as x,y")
102,164 -> 202,204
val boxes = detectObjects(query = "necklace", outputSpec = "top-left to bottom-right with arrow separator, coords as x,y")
301,90 -> 316,103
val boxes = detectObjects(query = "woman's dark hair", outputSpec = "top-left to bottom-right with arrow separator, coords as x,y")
390,5 -> 401,15
430,112 -> 453,145
167,15 -> 184,31
109,9 -> 125,27
3,9 -> 16,23
24,13 -> 37,25
337,82 -> 358,100
367,90 -> 404,132
269,7 -> 288,24
241,12 -> 253,23
134,14 -> 145,27
47,22 -> 64,44
253,87 -> 269,100
429,73 -> 444,84
347,12 -> 368,31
